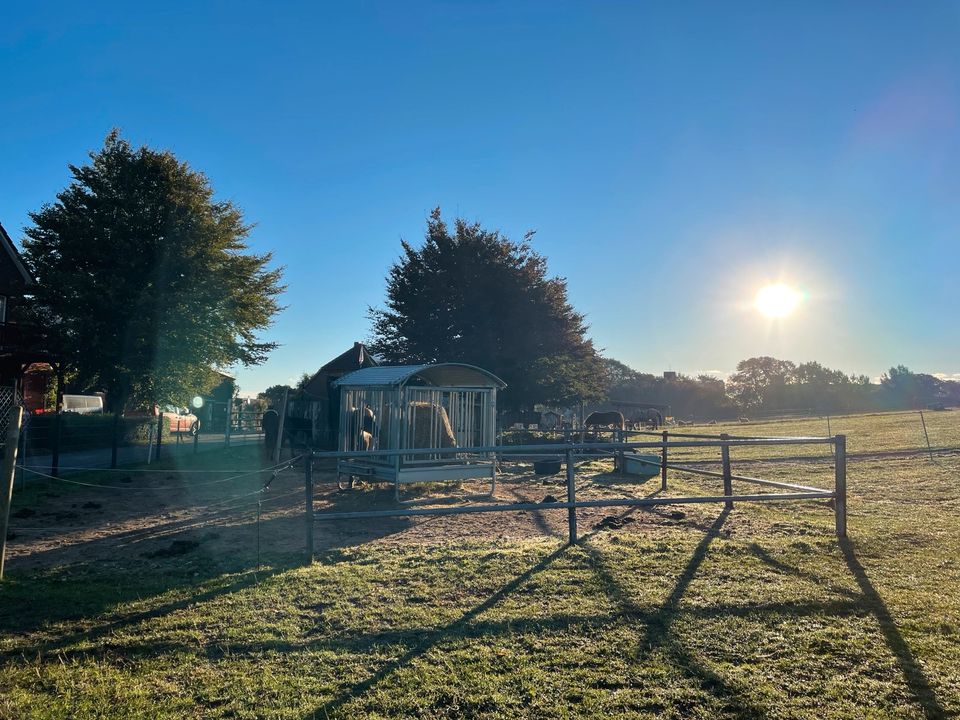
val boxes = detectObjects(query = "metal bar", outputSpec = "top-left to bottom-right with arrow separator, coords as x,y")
835,434 -> 847,537
721,433 -> 733,510
274,387 -> 289,463
919,411 -> 933,461
313,491 -> 834,522
304,455 -> 314,564
613,429 -> 830,442
566,448 -> 577,544
156,412 -> 163,461
309,436 -> 836,461
664,462 -> 827,494
661,430 -> 668,491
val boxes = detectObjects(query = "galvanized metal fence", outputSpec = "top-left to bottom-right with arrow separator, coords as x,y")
300,433 -> 847,563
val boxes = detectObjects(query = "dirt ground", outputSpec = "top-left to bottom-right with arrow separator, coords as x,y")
4,454 -> 720,575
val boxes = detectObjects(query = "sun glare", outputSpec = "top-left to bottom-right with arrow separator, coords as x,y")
754,283 -> 802,318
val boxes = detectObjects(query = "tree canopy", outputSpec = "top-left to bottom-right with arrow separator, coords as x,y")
368,209 -> 605,409
22,131 -> 285,410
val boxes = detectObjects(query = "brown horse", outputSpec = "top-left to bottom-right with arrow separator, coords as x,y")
585,411 -> 625,431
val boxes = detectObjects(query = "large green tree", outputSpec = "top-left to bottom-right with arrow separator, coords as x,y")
22,131 -> 284,411
726,356 -> 797,410
368,209 -> 605,409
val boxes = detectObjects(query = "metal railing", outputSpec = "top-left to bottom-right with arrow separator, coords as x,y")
300,433 -> 847,563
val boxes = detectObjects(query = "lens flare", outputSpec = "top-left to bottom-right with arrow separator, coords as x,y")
754,283 -> 802,318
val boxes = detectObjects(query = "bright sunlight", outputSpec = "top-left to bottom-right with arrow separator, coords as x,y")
754,283 -> 802,318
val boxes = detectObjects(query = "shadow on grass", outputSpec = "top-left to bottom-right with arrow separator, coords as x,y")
0,564 -> 289,661
749,537 -> 948,719
583,508 -> 768,718
302,506 -> 764,719
305,539 -> 575,718
840,538 -> 948,720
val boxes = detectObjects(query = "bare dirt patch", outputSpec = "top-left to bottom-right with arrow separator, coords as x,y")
5,455 -> 731,575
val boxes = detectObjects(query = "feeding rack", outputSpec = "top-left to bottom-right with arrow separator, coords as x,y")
332,363 -> 505,498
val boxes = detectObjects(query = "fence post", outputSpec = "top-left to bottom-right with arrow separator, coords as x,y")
0,406 -> 24,580
834,434 -> 847,537
919,411 -> 933,461
721,433 -> 733,509
17,419 -> 27,491
225,402 -> 233,447
661,430 -> 668,491
146,423 -> 154,464
51,407 -> 62,478
274,388 -> 289,464
110,411 -> 120,469
156,412 -> 163,461
304,453 -> 314,565
52,364 -> 64,478
565,448 -> 577,544
616,427 -> 624,473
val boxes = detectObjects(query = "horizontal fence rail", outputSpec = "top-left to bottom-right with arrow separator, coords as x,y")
301,433 -> 848,563
308,436 -> 836,462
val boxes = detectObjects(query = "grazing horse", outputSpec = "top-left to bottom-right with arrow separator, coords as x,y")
585,411 -> 625,431
627,408 -> 663,431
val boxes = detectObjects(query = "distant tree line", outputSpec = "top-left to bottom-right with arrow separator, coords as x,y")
264,208 -> 956,422
604,356 -> 959,420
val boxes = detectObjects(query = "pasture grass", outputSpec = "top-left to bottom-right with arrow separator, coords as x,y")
674,408 -> 960,457
1,414 -> 960,718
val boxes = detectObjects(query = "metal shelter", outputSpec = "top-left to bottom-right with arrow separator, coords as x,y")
332,363 -> 505,493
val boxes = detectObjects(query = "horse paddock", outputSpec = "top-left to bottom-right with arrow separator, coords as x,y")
1,413 -> 959,719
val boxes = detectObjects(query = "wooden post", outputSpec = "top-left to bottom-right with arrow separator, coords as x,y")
721,433 -> 733,509
0,406 -> 24,580
304,453 -> 314,565
919,411 -> 933,461
274,388 -> 289,464
661,429 -> 668,491
566,448 -> 577,544
834,434 -> 847,537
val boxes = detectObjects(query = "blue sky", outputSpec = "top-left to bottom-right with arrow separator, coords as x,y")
2,1 -> 958,394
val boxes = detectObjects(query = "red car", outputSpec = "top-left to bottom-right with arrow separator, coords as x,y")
127,404 -> 200,435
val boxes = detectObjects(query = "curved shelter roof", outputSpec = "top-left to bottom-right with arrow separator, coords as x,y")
333,363 -> 506,389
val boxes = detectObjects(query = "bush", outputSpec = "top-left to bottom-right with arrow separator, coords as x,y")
23,413 -> 174,453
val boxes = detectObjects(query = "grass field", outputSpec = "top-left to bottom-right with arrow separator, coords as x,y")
1,411 -> 959,718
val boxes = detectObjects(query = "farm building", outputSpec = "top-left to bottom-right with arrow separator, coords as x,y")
289,342 -> 379,449
332,363 -> 505,494
0,222 -> 59,422
194,371 -> 236,432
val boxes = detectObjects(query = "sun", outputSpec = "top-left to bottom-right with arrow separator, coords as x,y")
754,283 -> 802,318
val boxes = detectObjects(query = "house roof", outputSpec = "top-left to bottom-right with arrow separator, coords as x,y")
333,363 -> 506,389
0,222 -> 34,288
319,342 -> 379,373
